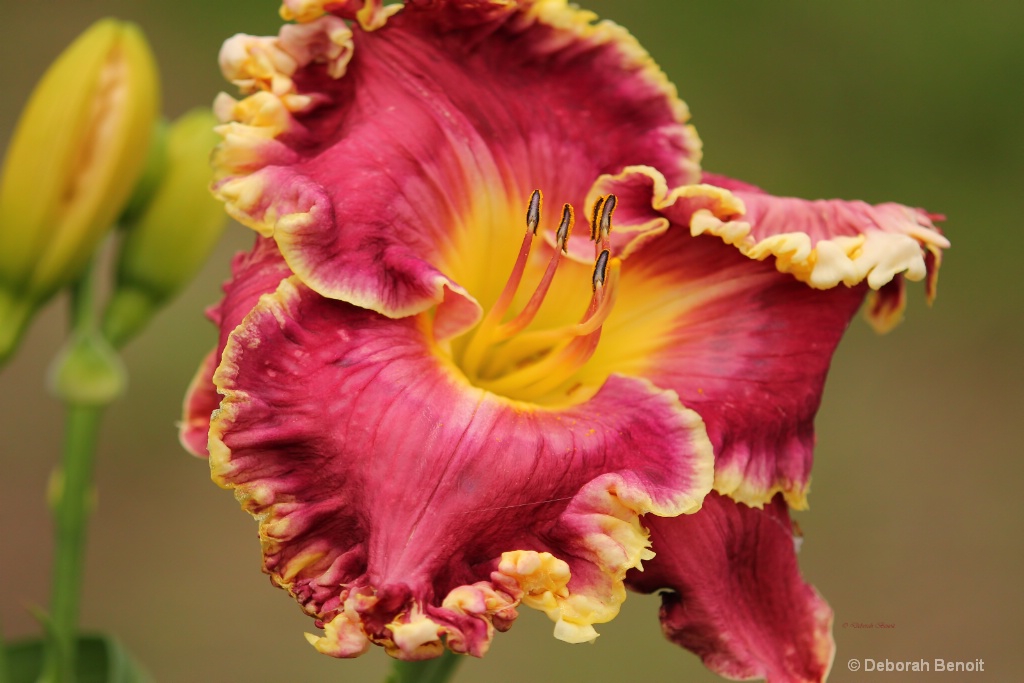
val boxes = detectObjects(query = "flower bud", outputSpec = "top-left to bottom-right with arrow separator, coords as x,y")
0,19 -> 159,363
103,109 -> 228,346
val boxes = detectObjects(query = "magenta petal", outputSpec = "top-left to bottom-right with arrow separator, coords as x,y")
280,0 -> 398,30
605,215 -> 866,508
587,166 -> 947,300
574,165 -> 947,506
699,171 -> 948,292
213,1 -> 701,330
213,238 -> 294,352
179,237 -> 293,457
209,276 -> 713,658
627,493 -> 834,683
180,348 -> 219,457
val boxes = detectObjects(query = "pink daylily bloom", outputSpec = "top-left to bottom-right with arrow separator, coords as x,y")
183,1 -> 949,679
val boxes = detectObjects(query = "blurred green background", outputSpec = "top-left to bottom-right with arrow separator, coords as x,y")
1,1 -> 1021,681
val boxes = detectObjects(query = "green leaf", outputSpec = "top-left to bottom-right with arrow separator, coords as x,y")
6,633 -> 152,683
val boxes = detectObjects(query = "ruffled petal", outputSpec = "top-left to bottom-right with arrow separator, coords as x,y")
700,171 -> 949,292
587,166 -> 948,297
209,275 -> 713,659
280,0 -> 401,31
212,0 -> 700,335
571,166 -> 948,506
627,493 -> 834,683
178,237 -> 294,457
179,348 -> 220,457
570,200 -> 865,509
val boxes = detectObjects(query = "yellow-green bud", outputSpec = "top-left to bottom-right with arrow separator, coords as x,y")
103,109 -> 228,347
0,19 -> 160,363
118,118 -> 171,228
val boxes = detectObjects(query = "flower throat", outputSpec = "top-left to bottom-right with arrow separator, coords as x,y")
453,190 -> 621,405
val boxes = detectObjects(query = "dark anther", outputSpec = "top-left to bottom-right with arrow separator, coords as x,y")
557,204 -> 573,252
526,189 -> 542,235
599,194 -> 617,239
590,196 -> 605,241
592,249 -> 611,291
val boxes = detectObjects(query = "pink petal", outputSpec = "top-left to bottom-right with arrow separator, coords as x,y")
178,237 -> 293,456
584,207 -> 866,509
208,275 -> 713,659
627,493 -> 834,683
280,1 -> 399,30
179,348 -> 220,457
700,171 -> 948,293
587,166 -> 948,300
212,1 -> 701,335
575,167 -> 947,506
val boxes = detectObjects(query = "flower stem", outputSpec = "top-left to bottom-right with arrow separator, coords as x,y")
40,259 -> 124,683
386,651 -> 464,683
41,404 -> 105,683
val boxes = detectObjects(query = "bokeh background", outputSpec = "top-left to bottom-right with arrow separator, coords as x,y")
1,1 -> 1021,681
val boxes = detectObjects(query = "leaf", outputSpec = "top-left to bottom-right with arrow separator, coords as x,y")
5,633 -> 152,683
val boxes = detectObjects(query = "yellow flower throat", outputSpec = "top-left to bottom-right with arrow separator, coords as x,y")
449,190 -> 622,406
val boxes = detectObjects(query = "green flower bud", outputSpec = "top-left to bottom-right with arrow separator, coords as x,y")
0,19 -> 160,363
103,109 -> 228,346
118,118 -> 171,228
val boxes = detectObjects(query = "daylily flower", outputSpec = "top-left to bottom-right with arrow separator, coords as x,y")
182,1 -> 949,680
0,19 -> 159,362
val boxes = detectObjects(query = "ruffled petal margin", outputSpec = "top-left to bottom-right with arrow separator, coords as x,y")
207,274 -> 714,659
212,0 -> 701,336
180,348 -> 220,457
587,166 -> 947,308
179,237 -> 294,457
575,166 -> 948,506
280,0 -> 401,31
578,188 -> 866,509
627,493 -> 834,683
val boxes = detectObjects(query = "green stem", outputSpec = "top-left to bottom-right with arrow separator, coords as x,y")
42,405 -> 105,683
386,651 -> 464,683
40,261 -> 123,683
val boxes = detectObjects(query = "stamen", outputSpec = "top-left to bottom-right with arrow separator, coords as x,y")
592,193 -> 616,259
590,196 -> 605,241
592,249 -> 610,291
555,203 -> 573,253
526,189 -> 542,235
459,191 -> 541,378
599,194 -> 616,240
477,254 -> 621,399
456,192 -> 622,402
490,204 -> 574,343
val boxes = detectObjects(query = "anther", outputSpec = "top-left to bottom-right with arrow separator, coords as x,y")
592,249 -> 610,291
590,196 -> 605,241
598,194 -> 616,240
556,204 -> 574,253
526,189 -> 542,235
